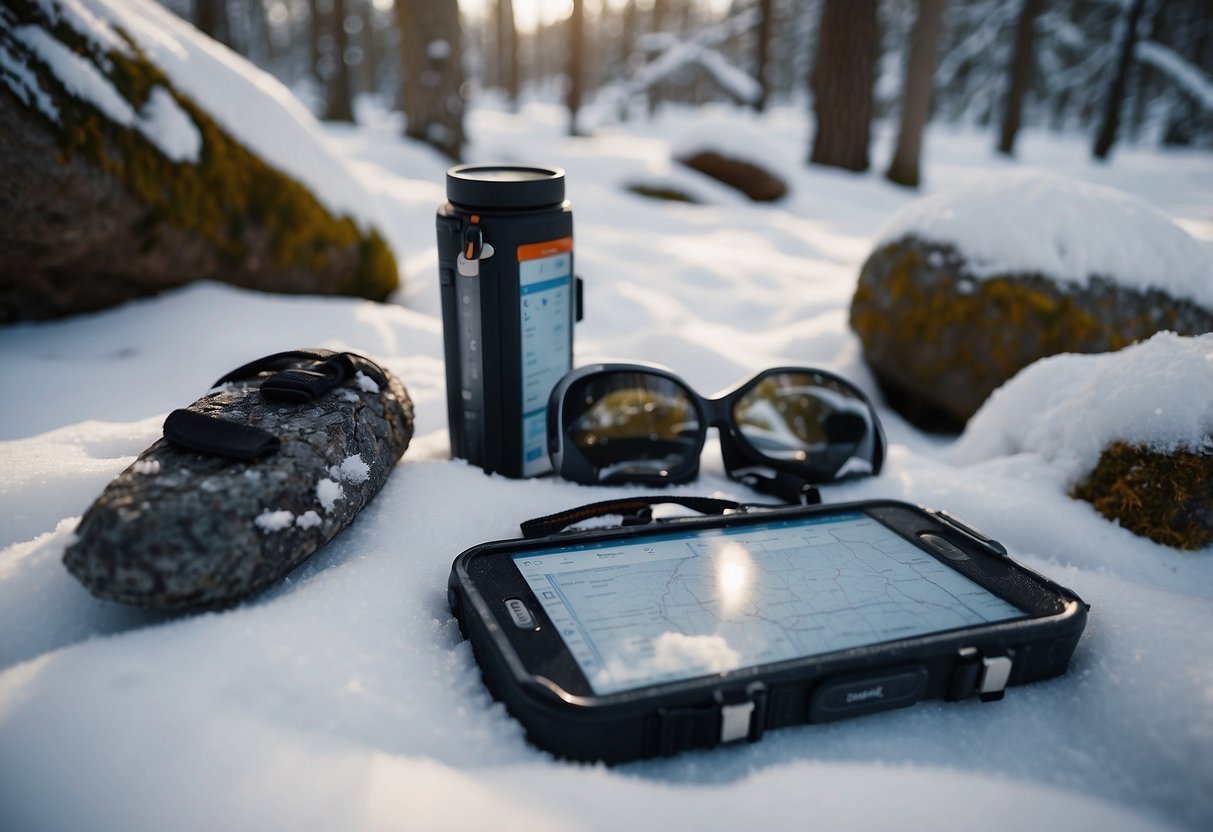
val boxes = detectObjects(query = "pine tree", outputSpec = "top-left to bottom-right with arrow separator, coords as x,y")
809,0 -> 879,172
395,0 -> 465,160
886,0 -> 949,187
996,0 -> 1044,156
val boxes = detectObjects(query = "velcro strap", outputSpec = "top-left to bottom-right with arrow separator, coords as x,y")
212,349 -> 388,404
162,409 -> 280,461
258,367 -> 344,403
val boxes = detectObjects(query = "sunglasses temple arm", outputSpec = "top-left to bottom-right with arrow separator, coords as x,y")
520,495 -> 749,539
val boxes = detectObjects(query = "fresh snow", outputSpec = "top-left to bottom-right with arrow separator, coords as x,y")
2,94 -> 1213,832
11,23 -> 201,163
295,511 -> 322,530
670,112 -> 786,171
1136,40 -> 1213,113
954,331 -> 1213,477
354,370 -> 381,393
138,85 -> 202,163
875,169 -> 1213,307
254,509 -> 294,533
334,454 -> 371,484
0,41 -> 59,120
315,478 -> 344,512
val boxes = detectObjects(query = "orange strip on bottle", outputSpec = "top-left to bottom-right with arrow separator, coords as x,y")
517,237 -> 573,262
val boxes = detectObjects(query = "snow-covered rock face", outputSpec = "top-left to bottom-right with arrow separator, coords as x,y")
850,172 -> 1213,430
953,332 -> 1213,549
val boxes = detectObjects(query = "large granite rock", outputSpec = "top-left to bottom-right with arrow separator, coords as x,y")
850,174 -> 1213,431
0,0 -> 398,323
64,351 -> 414,610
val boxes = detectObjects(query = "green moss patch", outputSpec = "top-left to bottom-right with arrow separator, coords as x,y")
849,237 -> 1213,431
1073,442 -> 1213,551
2,0 -> 397,301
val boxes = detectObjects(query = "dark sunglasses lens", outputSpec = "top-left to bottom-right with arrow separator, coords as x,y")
565,373 -> 700,482
733,372 -> 877,479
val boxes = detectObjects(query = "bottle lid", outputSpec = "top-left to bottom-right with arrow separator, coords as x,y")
446,164 -> 566,210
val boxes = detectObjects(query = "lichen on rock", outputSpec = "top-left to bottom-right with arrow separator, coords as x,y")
850,173 -> 1213,431
0,0 -> 398,322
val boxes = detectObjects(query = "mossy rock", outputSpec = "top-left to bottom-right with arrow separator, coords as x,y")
0,0 -> 398,323
1073,442 -> 1213,550
677,151 -> 788,202
850,237 -> 1213,431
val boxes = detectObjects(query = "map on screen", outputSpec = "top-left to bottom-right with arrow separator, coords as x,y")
513,513 -> 1024,695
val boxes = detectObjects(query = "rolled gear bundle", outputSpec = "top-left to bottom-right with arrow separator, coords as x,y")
64,349 -> 414,611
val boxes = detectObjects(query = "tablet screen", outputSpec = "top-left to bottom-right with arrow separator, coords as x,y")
512,512 -> 1025,695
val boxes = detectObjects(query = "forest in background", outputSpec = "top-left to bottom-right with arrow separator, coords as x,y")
160,1 -> 1213,184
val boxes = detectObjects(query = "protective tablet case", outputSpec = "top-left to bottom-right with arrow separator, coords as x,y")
448,500 -> 1087,763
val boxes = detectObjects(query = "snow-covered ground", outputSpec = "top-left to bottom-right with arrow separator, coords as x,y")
3,73 -> 1213,832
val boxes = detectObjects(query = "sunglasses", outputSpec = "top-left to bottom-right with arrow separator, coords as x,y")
547,363 -> 885,502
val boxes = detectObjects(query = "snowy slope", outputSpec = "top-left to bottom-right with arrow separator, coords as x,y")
1,97 -> 1212,832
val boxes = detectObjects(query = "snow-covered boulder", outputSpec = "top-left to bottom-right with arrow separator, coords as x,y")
954,332 -> 1213,550
0,0 -> 397,323
849,171 -> 1213,430
673,119 -> 788,202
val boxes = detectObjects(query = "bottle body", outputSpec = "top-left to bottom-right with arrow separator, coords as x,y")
437,166 -> 574,478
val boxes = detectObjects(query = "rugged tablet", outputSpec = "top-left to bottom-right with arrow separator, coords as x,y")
448,500 -> 1087,763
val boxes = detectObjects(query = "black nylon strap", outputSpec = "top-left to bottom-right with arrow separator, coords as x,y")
212,348 -> 339,388
162,409 -> 280,461
211,349 -> 389,404
520,495 -> 748,539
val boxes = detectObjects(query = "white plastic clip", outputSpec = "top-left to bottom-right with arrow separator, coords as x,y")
719,701 -> 755,744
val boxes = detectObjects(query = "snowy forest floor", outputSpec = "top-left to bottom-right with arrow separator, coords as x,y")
1,99 -> 1212,831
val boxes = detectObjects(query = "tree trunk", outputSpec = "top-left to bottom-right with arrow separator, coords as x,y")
808,0 -> 879,172
886,0 -> 948,187
323,0 -> 356,122
647,0 -> 669,115
1093,0 -> 1150,160
498,0 -> 520,105
567,0 -> 586,135
193,0 -> 232,47
395,0 -> 465,160
308,0 -> 325,87
753,0 -> 775,112
996,0 -> 1044,157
